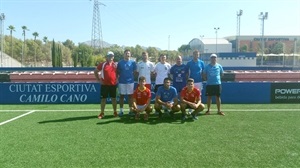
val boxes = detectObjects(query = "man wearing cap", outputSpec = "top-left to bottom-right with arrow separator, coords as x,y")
203,53 -> 225,116
94,51 -> 118,119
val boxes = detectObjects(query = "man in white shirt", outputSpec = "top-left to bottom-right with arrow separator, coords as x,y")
136,51 -> 155,90
154,54 -> 171,93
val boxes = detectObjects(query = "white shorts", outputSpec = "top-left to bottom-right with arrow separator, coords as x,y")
118,83 -> 134,95
194,82 -> 203,91
137,104 -> 147,111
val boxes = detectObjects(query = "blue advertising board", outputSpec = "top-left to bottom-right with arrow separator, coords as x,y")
0,82 -> 298,104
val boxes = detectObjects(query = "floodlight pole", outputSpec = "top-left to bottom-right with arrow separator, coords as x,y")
236,9 -> 243,52
0,13 -> 5,67
214,27 -> 220,53
259,12 -> 268,66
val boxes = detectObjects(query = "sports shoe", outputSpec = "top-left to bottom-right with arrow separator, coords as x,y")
98,112 -> 104,119
144,113 -> 149,121
135,113 -> 140,120
191,113 -> 198,120
128,111 -> 135,117
181,115 -> 187,122
118,111 -> 124,117
113,111 -> 118,117
169,111 -> 175,120
205,111 -> 210,115
218,111 -> 225,116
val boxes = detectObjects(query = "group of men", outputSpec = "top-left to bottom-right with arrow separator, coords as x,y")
94,49 -> 224,122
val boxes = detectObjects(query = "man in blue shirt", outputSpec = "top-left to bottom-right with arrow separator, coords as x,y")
203,54 -> 225,116
170,55 -> 188,94
155,77 -> 180,119
186,50 -> 205,91
117,49 -> 137,116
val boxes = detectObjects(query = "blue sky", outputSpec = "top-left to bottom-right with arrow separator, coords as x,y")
1,0 -> 299,50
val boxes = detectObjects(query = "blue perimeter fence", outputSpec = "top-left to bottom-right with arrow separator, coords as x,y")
1,82 -> 299,104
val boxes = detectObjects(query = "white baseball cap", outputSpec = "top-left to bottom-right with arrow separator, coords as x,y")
107,51 -> 114,56
210,54 -> 217,58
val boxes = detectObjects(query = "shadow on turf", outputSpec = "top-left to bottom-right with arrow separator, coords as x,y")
96,113 -> 200,125
38,115 -> 97,124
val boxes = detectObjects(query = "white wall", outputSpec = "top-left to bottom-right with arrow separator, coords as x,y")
219,57 -> 256,67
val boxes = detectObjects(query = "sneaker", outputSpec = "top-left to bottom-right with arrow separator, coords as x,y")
113,111 -> 118,117
118,111 -> 124,117
128,111 -> 135,117
191,113 -> 198,120
98,112 -> 104,119
169,111 -> 175,120
187,109 -> 192,115
205,111 -> 210,115
181,115 -> 187,122
158,112 -> 163,120
218,111 -> 225,116
135,113 -> 140,120
144,113 -> 149,121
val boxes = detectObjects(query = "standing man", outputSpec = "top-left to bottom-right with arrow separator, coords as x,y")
186,50 -> 205,91
155,77 -> 180,119
117,49 -> 137,117
203,54 -> 225,116
170,55 -> 188,93
180,78 -> 205,122
154,54 -> 171,93
94,51 -> 118,119
131,76 -> 153,121
136,51 -> 155,90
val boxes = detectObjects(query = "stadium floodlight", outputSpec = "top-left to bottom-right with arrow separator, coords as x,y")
214,27 -> 220,53
236,9 -> 243,52
259,12 -> 268,66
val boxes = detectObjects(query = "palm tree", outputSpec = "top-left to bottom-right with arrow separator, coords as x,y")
32,32 -> 39,67
43,36 -> 50,66
21,26 -> 29,66
7,25 -> 15,60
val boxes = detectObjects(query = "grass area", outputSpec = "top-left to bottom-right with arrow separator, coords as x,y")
1,104 -> 300,168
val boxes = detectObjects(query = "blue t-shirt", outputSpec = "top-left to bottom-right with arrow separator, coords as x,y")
186,59 -> 205,83
170,64 -> 188,92
156,86 -> 178,102
204,63 -> 224,85
117,59 -> 137,84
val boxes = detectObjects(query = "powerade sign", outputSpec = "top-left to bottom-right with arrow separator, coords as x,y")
0,83 -> 100,104
271,83 -> 300,103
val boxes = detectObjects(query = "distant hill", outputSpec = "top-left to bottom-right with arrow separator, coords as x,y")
82,40 -> 161,50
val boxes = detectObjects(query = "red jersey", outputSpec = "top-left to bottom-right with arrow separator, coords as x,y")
180,86 -> 201,103
133,87 -> 151,105
97,61 -> 117,85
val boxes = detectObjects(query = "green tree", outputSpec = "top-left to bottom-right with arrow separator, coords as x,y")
7,25 -> 15,59
146,47 -> 159,63
32,32 -> 39,66
178,44 -> 191,56
21,26 -> 29,66
240,45 -> 248,52
270,42 -> 284,54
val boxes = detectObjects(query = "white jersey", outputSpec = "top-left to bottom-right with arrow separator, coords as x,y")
137,61 -> 155,84
154,62 -> 171,85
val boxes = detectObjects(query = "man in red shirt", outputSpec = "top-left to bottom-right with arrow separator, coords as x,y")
131,76 -> 153,121
180,78 -> 205,122
94,51 -> 118,119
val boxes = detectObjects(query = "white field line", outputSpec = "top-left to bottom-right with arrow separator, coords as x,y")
0,109 -> 299,113
0,110 -> 36,126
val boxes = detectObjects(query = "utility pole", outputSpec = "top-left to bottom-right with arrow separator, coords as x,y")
91,0 -> 105,51
259,12 -> 268,66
